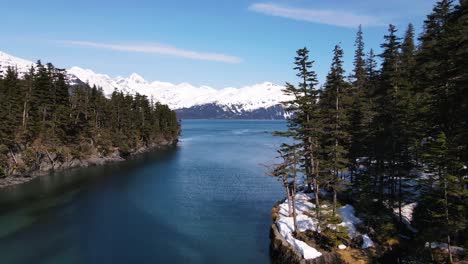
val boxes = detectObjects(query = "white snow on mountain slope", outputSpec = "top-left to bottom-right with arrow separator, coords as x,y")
67,67 -> 137,95
0,51 -> 290,112
68,66 -> 290,111
0,51 -> 35,76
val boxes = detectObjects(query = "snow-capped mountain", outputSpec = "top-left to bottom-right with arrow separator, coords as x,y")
0,51 -> 35,76
0,51 -> 290,119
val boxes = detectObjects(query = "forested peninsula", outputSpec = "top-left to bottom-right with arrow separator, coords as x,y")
270,1 -> 467,263
0,61 -> 180,188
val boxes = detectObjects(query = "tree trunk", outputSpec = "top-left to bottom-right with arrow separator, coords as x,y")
443,171 -> 453,263
333,188 -> 337,217
306,113 -> 314,193
314,158 -> 321,222
45,149 -> 55,166
9,148 -> 18,164
398,173 -> 402,224
291,147 -> 299,235
22,100 -> 28,128
291,185 -> 298,235
286,185 -> 292,217
378,160 -> 384,204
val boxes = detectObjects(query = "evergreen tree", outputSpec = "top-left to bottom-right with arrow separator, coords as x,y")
373,24 -> 402,204
348,26 -> 371,182
351,25 -> 366,88
319,44 -> 350,216
272,1 -> 467,259
416,132 -> 466,263
0,67 -> 22,146
277,47 -> 323,222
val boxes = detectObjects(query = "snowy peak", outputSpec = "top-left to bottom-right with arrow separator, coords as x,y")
0,51 -> 35,75
129,73 -> 146,84
0,51 -> 291,118
67,66 -> 124,95
68,64 -> 290,111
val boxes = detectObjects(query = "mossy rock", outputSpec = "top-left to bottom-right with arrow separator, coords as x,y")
0,167 -> 6,178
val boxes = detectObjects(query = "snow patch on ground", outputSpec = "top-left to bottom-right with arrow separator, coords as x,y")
393,202 -> 418,233
362,235 -> 375,248
277,194 -> 375,258
339,205 -> 361,238
339,205 -> 375,249
276,193 -> 322,260
425,242 -> 465,255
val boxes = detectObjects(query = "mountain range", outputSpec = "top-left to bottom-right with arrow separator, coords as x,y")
0,51 -> 290,119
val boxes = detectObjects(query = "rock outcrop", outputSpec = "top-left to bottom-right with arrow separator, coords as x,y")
0,137 -> 178,189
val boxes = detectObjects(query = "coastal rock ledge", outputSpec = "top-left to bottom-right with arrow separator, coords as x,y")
0,137 -> 178,189
270,223 -> 344,264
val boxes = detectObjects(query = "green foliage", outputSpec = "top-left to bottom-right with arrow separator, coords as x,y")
0,60 -> 180,174
276,47 -> 324,224
22,148 -> 37,168
277,1 -> 467,260
319,44 -> 351,216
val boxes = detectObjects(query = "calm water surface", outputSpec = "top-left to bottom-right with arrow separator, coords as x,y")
0,120 -> 286,264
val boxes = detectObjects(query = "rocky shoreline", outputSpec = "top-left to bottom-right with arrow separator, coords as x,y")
0,137 -> 178,189
270,198 -> 346,264
270,223 -> 344,264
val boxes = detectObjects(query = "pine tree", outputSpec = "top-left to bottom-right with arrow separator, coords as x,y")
392,23 -> 419,224
21,66 -> 35,133
373,24 -> 402,204
277,47 -> 323,223
413,1 -> 467,259
351,25 -> 366,89
417,132 -> 466,263
274,144 -> 303,234
319,44 -> 350,216
348,25 -> 370,182
0,67 -> 22,146
0,59 -> 179,177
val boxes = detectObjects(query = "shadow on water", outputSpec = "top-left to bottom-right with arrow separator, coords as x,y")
0,183 -> 213,264
0,145 -> 179,214
0,120 -> 287,264
0,146 -> 207,264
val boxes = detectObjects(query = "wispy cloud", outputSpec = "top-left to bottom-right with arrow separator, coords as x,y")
56,40 -> 242,64
249,3 -> 384,28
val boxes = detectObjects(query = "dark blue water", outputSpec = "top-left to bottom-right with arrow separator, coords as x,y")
0,120 -> 285,264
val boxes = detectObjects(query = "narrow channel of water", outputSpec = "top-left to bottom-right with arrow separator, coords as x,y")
0,120 -> 286,264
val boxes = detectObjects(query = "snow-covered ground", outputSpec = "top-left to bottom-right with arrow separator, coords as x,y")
339,205 -> 374,249
393,202 -> 418,233
276,193 -> 322,259
275,193 -> 375,260
339,205 -> 362,238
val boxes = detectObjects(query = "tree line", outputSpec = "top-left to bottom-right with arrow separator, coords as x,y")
0,61 -> 179,177
273,0 -> 466,262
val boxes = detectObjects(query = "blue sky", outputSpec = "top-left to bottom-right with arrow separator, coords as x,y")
1,0 -> 436,87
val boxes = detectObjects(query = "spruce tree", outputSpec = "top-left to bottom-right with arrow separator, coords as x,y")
417,132 -> 466,263
277,47 -> 323,222
319,44 -> 350,216
348,25 -> 369,182
0,67 -> 22,146
374,24 -> 402,204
